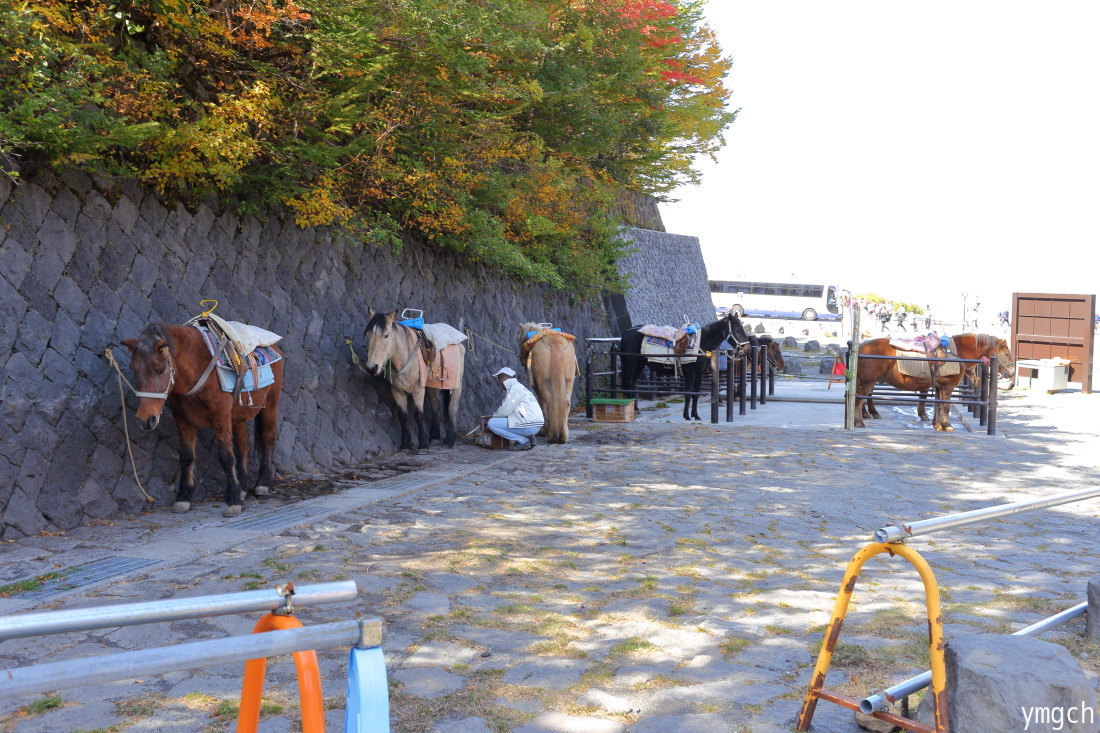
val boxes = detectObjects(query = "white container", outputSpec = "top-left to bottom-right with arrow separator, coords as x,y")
1017,359 -> 1069,392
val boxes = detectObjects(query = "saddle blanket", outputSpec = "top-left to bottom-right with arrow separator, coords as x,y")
641,337 -> 700,367
202,313 -> 282,356
422,322 -> 468,350
420,343 -> 462,389
894,337 -> 961,379
521,328 -> 579,374
198,327 -> 282,393
639,324 -> 681,341
889,333 -> 945,355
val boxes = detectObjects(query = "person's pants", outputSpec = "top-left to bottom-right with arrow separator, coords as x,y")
487,418 -> 540,445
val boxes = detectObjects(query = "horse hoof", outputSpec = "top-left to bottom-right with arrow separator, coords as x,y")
943,426 -> 954,432
223,504 -> 243,518
172,501 -> 192,514
254,485 -> 271,496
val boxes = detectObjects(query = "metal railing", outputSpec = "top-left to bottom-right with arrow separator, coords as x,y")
0,581 -> 387,731
583,341 -> 775,423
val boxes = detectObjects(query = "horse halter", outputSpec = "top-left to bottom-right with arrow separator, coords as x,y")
133,347 -> 176,401
725,317 -> 751,349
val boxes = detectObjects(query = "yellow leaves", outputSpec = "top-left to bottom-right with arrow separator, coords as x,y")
284,176 -> 352,228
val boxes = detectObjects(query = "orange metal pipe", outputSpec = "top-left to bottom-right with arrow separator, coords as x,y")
237,612 -> 326,733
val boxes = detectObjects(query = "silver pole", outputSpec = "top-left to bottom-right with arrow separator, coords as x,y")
0,581 -> 358,641
0,618 -> 381,703
874,487 -> 1100,543
860,602 -> 1086,713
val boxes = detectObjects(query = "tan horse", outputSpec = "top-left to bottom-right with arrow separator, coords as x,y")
856,333 -> 1013,431
363,310 -> 465,452
519,323 -> 578,443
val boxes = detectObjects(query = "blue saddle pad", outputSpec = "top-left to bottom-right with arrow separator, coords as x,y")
198,327 -> 282,393
398,317 -> 424,330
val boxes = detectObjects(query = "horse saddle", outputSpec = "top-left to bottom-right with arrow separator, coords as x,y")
520,325 -> 579,375
193,319 -> 283,399
891,336 -> 961,378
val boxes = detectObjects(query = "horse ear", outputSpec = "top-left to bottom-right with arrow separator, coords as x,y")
389,310 -> 399,321
121,338 -> 139,353
154,339 -> 169,352
368,307 -> 376,318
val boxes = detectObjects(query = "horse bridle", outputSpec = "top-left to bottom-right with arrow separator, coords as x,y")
725,316 -> 751,350
131,347 -> 176,401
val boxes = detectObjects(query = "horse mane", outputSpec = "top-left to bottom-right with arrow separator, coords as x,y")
519,322 -> 540,341
972,333 -> 998,352
135,323 -> 173,356
365,311 -> 390,333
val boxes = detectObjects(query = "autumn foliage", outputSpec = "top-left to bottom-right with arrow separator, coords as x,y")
0,0 -> 734,293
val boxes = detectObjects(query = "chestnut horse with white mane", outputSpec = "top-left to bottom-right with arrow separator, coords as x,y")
855,333 -> 1013,431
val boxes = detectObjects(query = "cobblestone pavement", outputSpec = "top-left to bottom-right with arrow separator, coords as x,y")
1,392 -> 1098,732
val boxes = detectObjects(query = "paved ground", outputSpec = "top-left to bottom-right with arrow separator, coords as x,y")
1,385 -> 1098,733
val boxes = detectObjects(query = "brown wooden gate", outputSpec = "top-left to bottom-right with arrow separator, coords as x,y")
1011,292 -> 1096,394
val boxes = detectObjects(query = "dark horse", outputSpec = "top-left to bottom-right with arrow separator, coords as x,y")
618,313 -> 750,420
123,323 -> 284,517
728,334 -> 785,400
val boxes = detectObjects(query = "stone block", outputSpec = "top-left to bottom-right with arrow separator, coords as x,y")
0,235 -> 32,290
803,340 -> 820,352
38,210 -> 79,267
782,336 -> 798,348
3,487 -> 46,537
16,308 -> 52,365
938,633 -> 1097,733
783,357 -> 802,375
114,194 -> 139,232
54,275 -> 91,323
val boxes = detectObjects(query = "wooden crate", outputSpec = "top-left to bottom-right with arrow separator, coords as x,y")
591,399 -> 635,423
480,416 -> 509,449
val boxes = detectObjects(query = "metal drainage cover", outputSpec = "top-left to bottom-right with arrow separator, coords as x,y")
361,472 -> 450,493
16,556 -> 160,601
227,505 -> 316,532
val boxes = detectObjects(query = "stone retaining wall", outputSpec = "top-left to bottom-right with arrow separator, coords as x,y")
0,171 -> 607,536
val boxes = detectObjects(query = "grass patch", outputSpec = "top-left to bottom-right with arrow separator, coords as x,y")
608,637 -> 657,658
23,695 -> 64,715
0,571 -> 69,598
115,695 -> 164,718
717,635 -> 751,660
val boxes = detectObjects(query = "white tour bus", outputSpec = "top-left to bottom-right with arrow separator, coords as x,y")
710,280 -> 843,321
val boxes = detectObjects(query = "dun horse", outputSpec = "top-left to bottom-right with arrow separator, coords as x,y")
123,323 -> 284,517
618,313 -> 750,420
519,323 -> 578,443
855,333 -> 1013,431
362,310 -> 465,453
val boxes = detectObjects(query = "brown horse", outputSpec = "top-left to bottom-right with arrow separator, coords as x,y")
122,323 -> 284,517
856,333 -> 1012,431
519,323 -> 578,443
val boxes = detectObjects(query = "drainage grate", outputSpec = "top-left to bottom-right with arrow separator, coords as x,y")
227,505 -> 317,532
360,472 -> 449,493
16,556 -> 160,601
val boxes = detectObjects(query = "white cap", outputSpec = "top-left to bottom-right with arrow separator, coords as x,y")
492,366 -> 516,378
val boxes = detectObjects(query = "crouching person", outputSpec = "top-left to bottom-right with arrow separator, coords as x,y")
488,367 -> 544,451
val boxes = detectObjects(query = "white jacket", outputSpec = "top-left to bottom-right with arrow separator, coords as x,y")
493,378 -> 544,429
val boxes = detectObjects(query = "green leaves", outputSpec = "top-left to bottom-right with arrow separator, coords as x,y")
3,0 -> 734,294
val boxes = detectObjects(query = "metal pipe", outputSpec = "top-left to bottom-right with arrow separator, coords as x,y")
875,487 -> 1100,543
0,582 -> 358,641
749,345 -> 758,409
858,353 -> 988,364
710,351 -> 720,424
987,356 -> 998,435
860,602 -> 1086,714
585,346 -> 594,419
759,347 -> 767,405
738,352 -> 747,415
725,351 -> 734,422
0,619 -> 381,703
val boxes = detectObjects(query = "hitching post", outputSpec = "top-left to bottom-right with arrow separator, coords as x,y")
749,345 -> 758,409
584,346 -> 594,419
845,308 -> 861,430
710,351 -> 720,423
759,346 -> 767,405
725,350 -> 734,422
987,356 -> 998,435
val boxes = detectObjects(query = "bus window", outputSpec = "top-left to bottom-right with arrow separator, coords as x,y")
827,286 -> 839,313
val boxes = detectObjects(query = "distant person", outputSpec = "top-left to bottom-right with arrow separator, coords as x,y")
971,303 -> 981,329
924,308 -> 932,330
910,315 -> 919,332
999,310 -> 1010,328
878,305 -> 891,333
896,310 -> 908,332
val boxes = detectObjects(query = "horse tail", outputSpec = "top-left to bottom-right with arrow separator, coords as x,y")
537,337 -> 576,444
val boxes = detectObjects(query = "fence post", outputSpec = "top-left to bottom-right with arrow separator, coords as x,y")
978,364 -> 989,427
759,347 -> 767,405
845,309 -> 861,430
738,353 -> 747,415
987,356 -> 998,435
749,345 -> 758,409
585,347 -> 594,419
710,351 -> 720,423
725,351 -> 734,422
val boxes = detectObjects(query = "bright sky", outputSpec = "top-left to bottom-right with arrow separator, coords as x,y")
660,1 -> 1100,320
